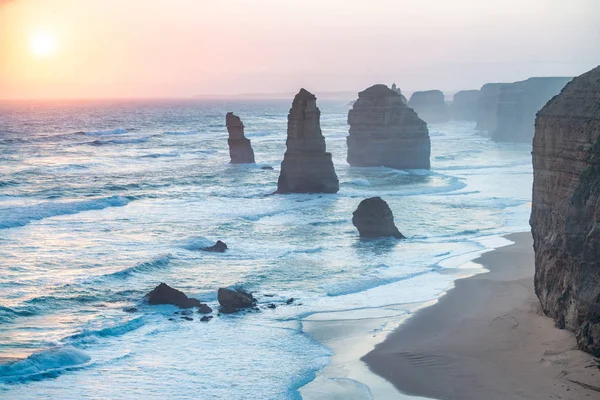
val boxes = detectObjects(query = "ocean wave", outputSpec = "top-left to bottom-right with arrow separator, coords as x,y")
101,254 -> 172,279
0,196 -> 130,230
163,130 -> 198,136
0,180 -> 19,188
140,152 -> 180,159
279,247 -> 324,257
325,269 -> 435,297
0,306 -> 36,323
84,128 -> 131,136
68,317 -> 145,344
180,236 -> 216,251
88,136 -> 150,146
0,346 -> 91,384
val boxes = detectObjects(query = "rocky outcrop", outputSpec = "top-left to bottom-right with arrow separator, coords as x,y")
276,89 -> 339,194
530,66 -> 599,356
492,77 -> 572,142
390,83 -> 408,104
145,283 -> 203,309
226,112 -> 255,164
408,90 -> 448,123
476,83 -> 503,132
200,240 -> 228,253
450,90 -> 480,121
347,84 -> 430,169
352,197 -> 404,239
217,288 -> 257,312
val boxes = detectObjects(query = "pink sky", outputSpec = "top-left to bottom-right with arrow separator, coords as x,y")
0,0 -> 599,99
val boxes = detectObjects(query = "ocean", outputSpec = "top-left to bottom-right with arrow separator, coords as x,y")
0,98 -> 532,399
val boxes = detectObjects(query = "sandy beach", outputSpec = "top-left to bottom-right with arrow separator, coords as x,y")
363,232 -> 599,399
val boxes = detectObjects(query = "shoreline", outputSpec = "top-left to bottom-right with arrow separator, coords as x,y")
362,232 -> 599,399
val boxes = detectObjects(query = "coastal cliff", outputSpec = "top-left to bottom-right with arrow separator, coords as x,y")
347,84 -> 430,169
476,83 -> 502,132
531,66 -> 599,356
492,77 -> 572,142
450,90 -> 480,121
276,89 -> 339,194
408,90 -> 448,123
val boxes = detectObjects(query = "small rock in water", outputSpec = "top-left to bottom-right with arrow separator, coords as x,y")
267,303 -> 276,309
217,287 -> 257,312
200,240 -> 228,253
352,197 -> 405,239
123,307 -> 138,313
261,166 -> 274,170
197,304 -> 212,314
145,283 -> 202,309
200,315 -> 213,322
181,310 -> 193,316
182,316 -> 194,321
263,294 -> 275,297
168,317 -> 175,321
285,298 -> 294,305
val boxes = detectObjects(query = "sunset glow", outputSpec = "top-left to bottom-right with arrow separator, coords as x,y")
29,31 -> 57,57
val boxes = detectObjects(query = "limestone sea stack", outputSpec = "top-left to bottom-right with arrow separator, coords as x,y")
226,112 -> 255,164
492,77 -> 572,142
347,84 -> 430,169
352,197 -> 404,239
476,83 -> 503,132
408,90 -> 448,123
390,83 -> 408,104
450,90 -> 480,121
276,89 -> 339,194
530,66 -> 599,356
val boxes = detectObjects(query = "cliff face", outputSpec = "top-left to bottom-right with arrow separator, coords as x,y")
347,84 -> 430,169
276,89 -> 339,194
492,77 -> 572,142
476,83 -> 502,132
531,66 -> 600,356
450,90 -> 480,121
408,90 -> 448,123
226,112 -> 255,164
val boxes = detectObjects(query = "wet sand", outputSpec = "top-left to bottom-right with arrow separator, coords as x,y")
363,232 -> 599,400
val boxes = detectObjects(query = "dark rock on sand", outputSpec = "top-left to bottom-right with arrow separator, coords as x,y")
197,304 -> 212,314
408,90 -> 448,123
276,89 -> 339,194
200,240 -> 228,253
492,77 -> 572,142
200,315 -> 213,322
217,288 -> 257,311
145,283 -> 202,309
347,84 -> 431,170
226,112 -> 255,164
352,197 -> 404,239
450,90 -> 480,121
531,66 -> 600,356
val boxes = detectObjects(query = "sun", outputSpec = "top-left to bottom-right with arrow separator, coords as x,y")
29,31 -> 57,58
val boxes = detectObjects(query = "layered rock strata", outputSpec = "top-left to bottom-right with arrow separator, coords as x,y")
276,89 -> 339,194
450,90 -> 480,121
352,197 -> 404,239
408,90 -> 448,123
347,84 -> 430,169
530,66 -> 599,356
492,77 -> 572,142
226,112 -> 255,164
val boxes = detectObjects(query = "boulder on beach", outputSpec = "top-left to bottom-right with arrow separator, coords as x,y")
200,240 -> 228,253
347,84 -> 430,169
531,66 -> 600,356
276,89 -> 339,194
226,112 -> 255,164
217,288 -> 257,312
145,283 -> 203,309
408,90 -> 448,123
352,197 -> 404,239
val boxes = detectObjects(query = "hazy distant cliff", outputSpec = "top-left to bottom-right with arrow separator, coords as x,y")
530,66 -> 599,356
492,77 -> 572,142
408,90 -> 448,123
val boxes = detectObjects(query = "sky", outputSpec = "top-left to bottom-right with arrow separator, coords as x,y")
0,0 -> 599,99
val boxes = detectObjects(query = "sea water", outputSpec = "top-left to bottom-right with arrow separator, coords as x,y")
0,99 -> 532,399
